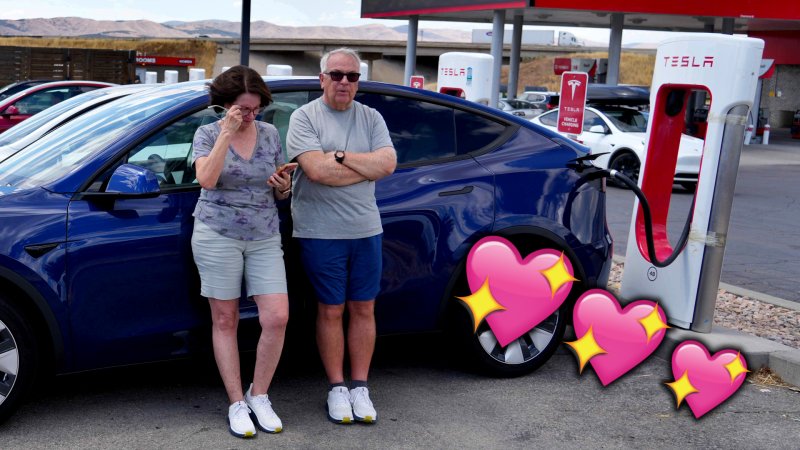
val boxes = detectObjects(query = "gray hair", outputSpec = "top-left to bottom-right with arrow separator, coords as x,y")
320,48 -> 362,73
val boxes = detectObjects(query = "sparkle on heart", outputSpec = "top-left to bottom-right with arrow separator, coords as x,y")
667,340 -> 749,418
461,236 -> 576,347
569,289 -> 669,386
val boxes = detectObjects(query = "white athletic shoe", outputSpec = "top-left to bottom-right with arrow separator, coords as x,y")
227,400 -> 256,438
350,386 -> 377,424
245,384 -> 283,433
326,386 -> 354,424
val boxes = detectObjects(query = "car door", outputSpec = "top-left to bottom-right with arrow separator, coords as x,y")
64,108 -> 216,369
356,92 -> 500,334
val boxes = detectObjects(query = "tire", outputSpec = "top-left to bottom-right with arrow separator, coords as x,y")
465,303 -> 568,377
608,151 -> 640,188
0,297 -> 40,424
447,252 -> 570,377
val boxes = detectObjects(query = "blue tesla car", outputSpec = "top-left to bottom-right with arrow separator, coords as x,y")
0,78 -> 612,422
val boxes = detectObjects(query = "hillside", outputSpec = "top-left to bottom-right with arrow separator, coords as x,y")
504,52 -> 655,94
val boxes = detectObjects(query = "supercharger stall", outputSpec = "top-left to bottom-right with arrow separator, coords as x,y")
437,52 -> 493,103
620,34 -> 764,332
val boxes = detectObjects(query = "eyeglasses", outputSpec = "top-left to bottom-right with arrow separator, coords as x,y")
324,71 -> 361,82
207,104 -> 261,116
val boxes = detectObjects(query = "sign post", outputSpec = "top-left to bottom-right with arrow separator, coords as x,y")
556,71 -> 589,135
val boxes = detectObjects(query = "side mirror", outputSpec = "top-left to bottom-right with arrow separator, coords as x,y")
2,105 -> 19,116
106,163 -> 161,194
588,125 -> 606,134
78,163 -> 160,203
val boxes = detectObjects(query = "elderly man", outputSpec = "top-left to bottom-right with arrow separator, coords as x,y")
286,48 -> 396,425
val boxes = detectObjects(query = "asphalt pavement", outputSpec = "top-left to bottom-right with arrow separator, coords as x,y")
1,334 -> 798,449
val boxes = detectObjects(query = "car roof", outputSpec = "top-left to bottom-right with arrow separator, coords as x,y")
0,80 -> 117,106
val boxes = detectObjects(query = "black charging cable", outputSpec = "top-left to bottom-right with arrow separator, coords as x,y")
605,169 -> 695,268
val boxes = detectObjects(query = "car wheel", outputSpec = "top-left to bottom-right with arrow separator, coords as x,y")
608,151 -> 640,187
448,286 -> 568,377
470,304 -> 568,377
0,298 -> 40,424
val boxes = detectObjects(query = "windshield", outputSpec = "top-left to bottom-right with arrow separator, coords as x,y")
0,89 -> 108,147
599,107 -> 648,132
0,85 -> 200,190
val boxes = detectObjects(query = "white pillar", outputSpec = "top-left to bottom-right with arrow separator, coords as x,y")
164,70 -> 179,84
145,71 -> 158,84
189,68 -> 206,81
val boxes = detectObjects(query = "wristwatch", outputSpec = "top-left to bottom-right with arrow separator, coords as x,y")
334,150 -> 345,164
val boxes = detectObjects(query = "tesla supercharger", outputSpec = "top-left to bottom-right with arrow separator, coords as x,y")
620,34 -> 763,332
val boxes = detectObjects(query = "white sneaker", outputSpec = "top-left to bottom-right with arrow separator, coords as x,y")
350,386 -> 377,424
326,386 -> 354,424
245,384 -> 283,433
227,400 -> 256,438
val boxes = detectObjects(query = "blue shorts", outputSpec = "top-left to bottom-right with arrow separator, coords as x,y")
298,235 -> 383,305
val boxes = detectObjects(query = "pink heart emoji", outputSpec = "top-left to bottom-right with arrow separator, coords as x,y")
465,236 -> 574,348
670,340 -> 748,419
571,290 -> 668,386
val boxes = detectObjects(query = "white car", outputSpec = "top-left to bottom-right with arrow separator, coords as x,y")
530,105 -> 703,190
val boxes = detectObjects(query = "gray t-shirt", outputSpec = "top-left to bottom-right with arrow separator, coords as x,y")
192,121 -> 284,241
286,98 -> 394,239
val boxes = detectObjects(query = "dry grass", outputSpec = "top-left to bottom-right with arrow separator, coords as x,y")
0,37 -> 218,75
748,367 -> 800,391
503,51 -> 655,95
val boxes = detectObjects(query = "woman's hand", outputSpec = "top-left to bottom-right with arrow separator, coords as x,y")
268,170 -> 292,198
220,105 -> 243,133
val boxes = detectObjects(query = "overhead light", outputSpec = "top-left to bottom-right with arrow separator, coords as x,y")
630,18 -> 647,25
537,14 -> 551,19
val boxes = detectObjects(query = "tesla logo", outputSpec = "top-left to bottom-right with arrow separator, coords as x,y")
440,67 -> 467,77
567,79 -> 582,99
663,56 -> 714,68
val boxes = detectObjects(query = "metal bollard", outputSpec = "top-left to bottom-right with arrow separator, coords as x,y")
744,124 -> 753,145
763,123 -> 771,145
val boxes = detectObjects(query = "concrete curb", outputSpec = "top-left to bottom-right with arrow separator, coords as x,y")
610,254 -> 800,387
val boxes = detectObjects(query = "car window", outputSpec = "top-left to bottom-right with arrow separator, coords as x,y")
455,109 -> 507,154
357,92 -> 456,165
262,91 -> 320,161
584,111 -> 607,131
538,110 -> 558,127
125,108 -> 220,188
599,108 -> 648,132
13,87 -> 75,115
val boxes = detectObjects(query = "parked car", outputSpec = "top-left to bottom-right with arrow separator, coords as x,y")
497,98 -> 545,119
0,80 -> 54,101
544,84 -> 651,109
518,91 -> 558,111
531,104 -> 703,190
0,80 -> 115,133
0,78 -> 612,423
0,84 -> 153,163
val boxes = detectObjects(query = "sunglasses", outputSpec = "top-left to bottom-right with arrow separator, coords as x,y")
324,71 -> 361,82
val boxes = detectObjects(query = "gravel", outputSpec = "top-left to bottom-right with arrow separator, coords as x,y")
606,261 -> 800,350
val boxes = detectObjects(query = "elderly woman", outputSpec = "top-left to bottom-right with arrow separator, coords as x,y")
190,65 -> 291,438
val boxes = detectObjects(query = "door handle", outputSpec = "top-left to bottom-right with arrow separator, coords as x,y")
438,186 -> 474,197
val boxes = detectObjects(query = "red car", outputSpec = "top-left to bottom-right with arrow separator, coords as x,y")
0,80 -> 115,133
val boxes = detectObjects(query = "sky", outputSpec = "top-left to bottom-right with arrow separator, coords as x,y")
0,0 -> 675,45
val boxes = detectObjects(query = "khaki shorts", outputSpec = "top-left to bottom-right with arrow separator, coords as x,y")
191,220 -> 287,300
